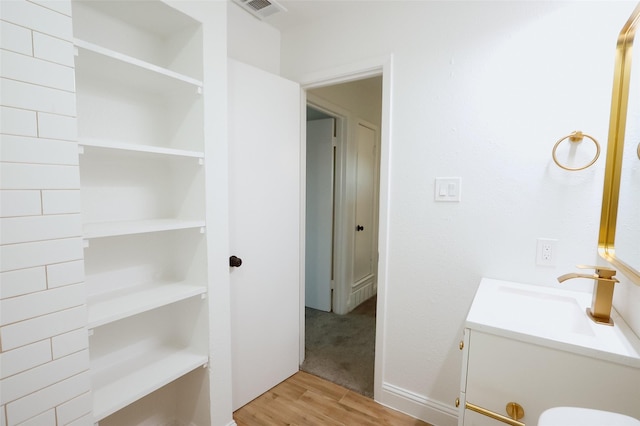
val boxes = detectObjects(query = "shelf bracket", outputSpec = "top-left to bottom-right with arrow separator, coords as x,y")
199,227 -> 205,234
198,158 -> 204,166
196,86 -> 202,95
82,239 -> 90,249
78,145 -> 85,155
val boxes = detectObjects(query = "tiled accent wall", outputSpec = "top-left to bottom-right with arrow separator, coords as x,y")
0,1 -> 92,425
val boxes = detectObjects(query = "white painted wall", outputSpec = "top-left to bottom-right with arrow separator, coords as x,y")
280,1 -> 640,423
311,77 -> 382,128
227,2 -> 281,74
0,2 -> 92,424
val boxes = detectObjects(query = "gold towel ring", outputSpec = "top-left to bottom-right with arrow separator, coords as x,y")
552,131 -> 601,171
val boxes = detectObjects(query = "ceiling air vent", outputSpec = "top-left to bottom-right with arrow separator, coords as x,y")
232,0 -> 287,20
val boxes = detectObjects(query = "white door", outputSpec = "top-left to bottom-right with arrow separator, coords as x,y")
228,59 -> 301,410
305,118 -> 334,312
353,123 -> 378,284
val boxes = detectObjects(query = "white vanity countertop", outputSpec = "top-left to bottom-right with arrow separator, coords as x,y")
466,278 -> 640,368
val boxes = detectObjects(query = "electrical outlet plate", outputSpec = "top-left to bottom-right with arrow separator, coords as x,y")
536,238 -> 558,266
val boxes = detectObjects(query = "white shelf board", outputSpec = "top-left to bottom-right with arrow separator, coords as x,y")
92,347 -> 208,421
83,219 -> 205,239
75,38 -> 202,94
79,139 -> 204,160
88,282 -> 206,329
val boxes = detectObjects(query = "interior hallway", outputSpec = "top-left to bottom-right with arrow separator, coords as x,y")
301,296 -> 377,398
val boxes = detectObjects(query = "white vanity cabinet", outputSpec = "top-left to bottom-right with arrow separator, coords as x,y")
458,279 -> 640,426
72,1 -> 211,424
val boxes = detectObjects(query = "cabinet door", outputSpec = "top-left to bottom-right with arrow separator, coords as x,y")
228,59 -> 301,411
464,331 -> 640,426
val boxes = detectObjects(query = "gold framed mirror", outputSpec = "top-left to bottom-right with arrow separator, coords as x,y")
599,3 -> 640,285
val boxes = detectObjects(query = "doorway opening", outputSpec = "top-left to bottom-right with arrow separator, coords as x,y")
301,76 -> 383,398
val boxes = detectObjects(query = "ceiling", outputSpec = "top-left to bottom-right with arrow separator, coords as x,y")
259,0 -> 362,31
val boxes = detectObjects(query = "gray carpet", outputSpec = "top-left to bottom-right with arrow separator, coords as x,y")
301,296 -> 376,398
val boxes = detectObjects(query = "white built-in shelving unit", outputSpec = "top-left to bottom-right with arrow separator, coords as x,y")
72,1 -> 210,423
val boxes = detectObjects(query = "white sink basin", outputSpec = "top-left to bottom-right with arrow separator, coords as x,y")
466,278 -> 640,368
492,285 -> 595,337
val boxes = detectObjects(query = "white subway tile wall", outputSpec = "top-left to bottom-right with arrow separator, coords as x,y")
51,328 -> 90,360
55,392 -> 92,426
0,163 -> 81,190
0,340 -> 52,380
46,259 -> 85,288
0,1 -> 92,425
32,32 -> 75,67
0,107 -> 38,136
0,267 -> 48,299
0,50 -> 76,91
0,238 -> 84,271
0,21 -> 33,55
0,78 -> 77,115
65,413 -> 93,426
0,1 -> 73,39
37,113 -> 78,141
0,135 -> 80,165
0,191 -> 42,218
15,410 -> 57,426
41,190 -> 82,215
0,215 -> 82,245
5,372 -> 91,425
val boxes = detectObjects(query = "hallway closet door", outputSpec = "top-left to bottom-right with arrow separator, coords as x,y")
228,59 -> 301,411
353,122 -> 378,286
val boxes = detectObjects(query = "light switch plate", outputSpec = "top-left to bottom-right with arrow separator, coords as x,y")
435,177 -> 461,202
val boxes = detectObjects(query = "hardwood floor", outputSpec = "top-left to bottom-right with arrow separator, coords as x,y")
233,371 -> 432,426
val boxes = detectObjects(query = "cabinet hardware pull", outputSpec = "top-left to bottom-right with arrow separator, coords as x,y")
465,401 -> 525,426
459,340 -> 464,350
506,402 -> 525,421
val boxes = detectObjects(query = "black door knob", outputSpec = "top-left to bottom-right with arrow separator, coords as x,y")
356,225 -> 364,231
229,255 -> 242,267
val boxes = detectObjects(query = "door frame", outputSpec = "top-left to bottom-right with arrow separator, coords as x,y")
298,55 -> 393,401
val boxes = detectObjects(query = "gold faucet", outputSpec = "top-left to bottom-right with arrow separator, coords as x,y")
558,265 -> 619,326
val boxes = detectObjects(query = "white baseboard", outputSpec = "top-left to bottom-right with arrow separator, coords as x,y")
350,279 -> 376,310
181,419 -> 235,426
378,382 -> 458,426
